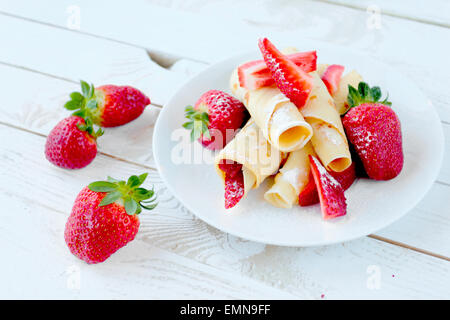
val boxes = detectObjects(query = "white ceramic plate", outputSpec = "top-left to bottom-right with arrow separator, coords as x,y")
153,46 -> 444,247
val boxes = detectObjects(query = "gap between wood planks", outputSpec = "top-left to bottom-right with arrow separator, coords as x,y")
1,118 -> 449,262
1,10 -> 449,261
314,0 -> 450,29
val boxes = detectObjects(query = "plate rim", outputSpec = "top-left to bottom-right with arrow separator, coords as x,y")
153,48 -> 445,247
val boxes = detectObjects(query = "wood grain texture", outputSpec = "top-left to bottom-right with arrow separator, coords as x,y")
0,14 -> 183,107
316,0 -> 450,27
0,38 -> 449,258
0,0 -> 449,299
1,124 -> 449,299
0,0 -> 449,124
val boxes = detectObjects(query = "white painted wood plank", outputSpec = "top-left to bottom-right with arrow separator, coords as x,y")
0,64 -> 160,167
1,124 -> 449,299
376,182 -> 450,253
318,0 -> 450,27
0,125 -> 297,299
0,15 -> 184,107
0,0 -> 449,123
1,62 -> 450,257
0,0 -> 445,296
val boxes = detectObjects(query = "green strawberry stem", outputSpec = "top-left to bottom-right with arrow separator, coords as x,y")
182,105 -> 210,141
346,82 -> 392,113
88,173 -> 158,215
65,80 -> 104,138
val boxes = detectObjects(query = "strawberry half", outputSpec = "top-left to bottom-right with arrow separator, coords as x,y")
298,162 -> 356,206
65,81 -> 151,127
342,82 -> 403,180
218,161 -> 245,209
309,155 -> 347,219
321,64 -> 345,95
258,38 -> 313,108
238,51 -> 317,90
183,90 -> 248,150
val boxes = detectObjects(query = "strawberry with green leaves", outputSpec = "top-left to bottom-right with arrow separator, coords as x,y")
45,115 -> 103,169
183,90 -> 247,150
342,82 -> 403,180
65,80 -> 151,128
64,173 -> 157,264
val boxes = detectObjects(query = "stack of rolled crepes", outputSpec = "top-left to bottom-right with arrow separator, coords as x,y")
215,50 -> 362,209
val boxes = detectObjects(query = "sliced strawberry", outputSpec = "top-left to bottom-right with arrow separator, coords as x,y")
238,51 -> 317,90
224,173 -> 245,209
219,161 -> 245,209
298,173 -> 319,206
321,64 -> 345,95
331,162 -> 356,190
258,38 -> 313,108
218,161 -> 243,179
298,163 -> 355,207
309,155 -> 347,219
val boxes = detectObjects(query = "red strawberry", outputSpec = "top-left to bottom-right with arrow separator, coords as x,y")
342,82 -> 403,180
321,64 -> 344,95
218,161 -> 245,209
298,162 -> 356,206
64,173 -> 157,264
298,174 -> 319,206
238,51 -> 317,90
258,38 -> 313,108
309,155 -> 347,220
45,116 -> 103,169
65,81 -> 150,127
183,90 -> 248,150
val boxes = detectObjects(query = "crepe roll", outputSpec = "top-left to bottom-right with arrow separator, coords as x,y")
301,72 -> 351,172
230,69 -> 313,152
317,64 -> 363,115
332,70 -> 363,114
215,119 -> 283,197
264,143 -> 316,208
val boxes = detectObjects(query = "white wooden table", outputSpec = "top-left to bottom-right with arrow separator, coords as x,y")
0,0 -> 449,299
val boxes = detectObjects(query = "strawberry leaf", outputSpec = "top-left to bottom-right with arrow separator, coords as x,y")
65,100 -> 82,110
138,173 -> 148,184
124,198 -> 138,215
127,175 -> 141,188
183,105 -> 210,142
89,173 -> 157,214
80,80 -> 91,97
88,181 -> 118,192
346,82 -> 392,112
86,99 -> 98,110
99,190 -> 122,206
65,80 -> 104,139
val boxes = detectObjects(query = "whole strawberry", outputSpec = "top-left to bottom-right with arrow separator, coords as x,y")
183,90 -> 248,150
342,82 -> 403,180
64,173 -> 157,264
45,116 -> 103,169
65,80 -> 151,127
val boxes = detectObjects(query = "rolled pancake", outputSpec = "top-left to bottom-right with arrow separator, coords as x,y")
301,72 -> 351,172
215,119 -> 283,196
264,143 -> 316,208
317,64 -> 363,115
332,70 -> 363,114
230,69 -> 313,152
